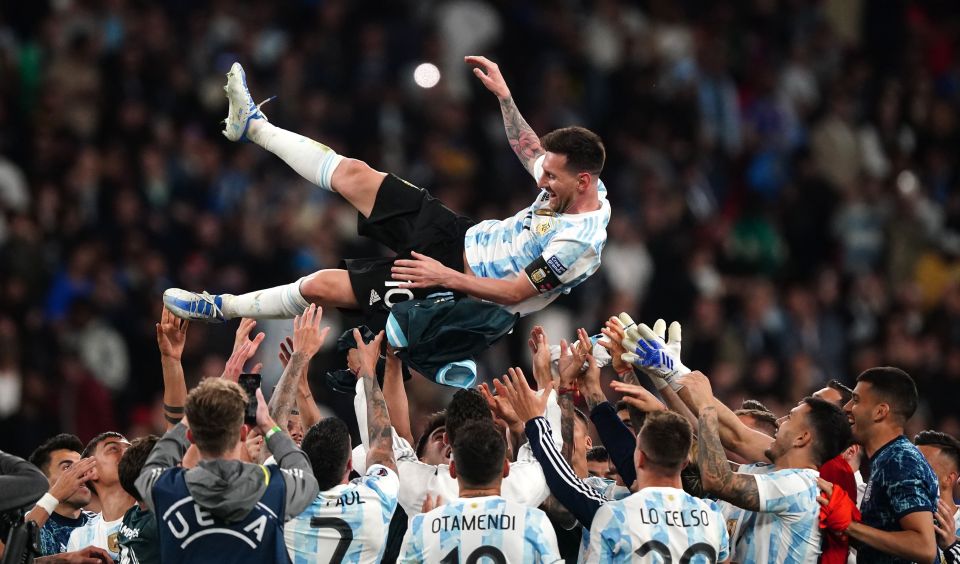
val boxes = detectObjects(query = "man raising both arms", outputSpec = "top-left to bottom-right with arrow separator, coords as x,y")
164,56 -> 609,326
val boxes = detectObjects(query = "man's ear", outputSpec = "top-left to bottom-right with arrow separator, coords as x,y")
187,429 -> 195,444
240,425 -> 248,442
874,403 -> 890,422
794,429 -> 812,450
449,459 -> 459,480
502,458 -> 510,479
442,431 -> 451,448
346,456 -> 354,475
585,435 -> 593,449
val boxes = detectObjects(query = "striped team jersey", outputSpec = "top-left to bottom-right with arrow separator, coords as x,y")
463,155 -> 610,317
587,486 -> 729,563
66,513 -> 124,560
399,495 -> 562,563
284,464 -> 399,564
720,463 -> 821,564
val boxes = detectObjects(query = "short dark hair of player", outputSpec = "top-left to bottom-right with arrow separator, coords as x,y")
82,431 -> 127,459
541,126 -> 606,175
185,378 -> 246,456
29,434 -> 84,475
801,397 -> 853,466
118,435 -> 159,502
740,399 -> 772,413
452,420 -> 505,488
415,411 -> 446,459
826,379 -> 854,406
445,389 -> 491,445
302,418 -> 352,491
915,430 -> 960,472
734,408 -> 779,438
586,445 -> 609,463
856,366 -> 919,422
637,411 -> 692,474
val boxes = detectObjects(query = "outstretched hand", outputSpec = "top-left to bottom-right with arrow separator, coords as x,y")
494,367 -> 552,423
527,326 -> 553,390
479,382 -> 522,432
464,56 -> 510,99
222,332 -> 265,382
292,304 -> 330,359
609,380 -> 666,413
157,307 -> 190,361
391,251 -> 457,289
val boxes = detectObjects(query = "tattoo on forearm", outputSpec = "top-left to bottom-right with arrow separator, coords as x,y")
363,371 -> 395,467
499,96 -> 544,174
269,353 -> 307,429
698,407 -> 760,511
559,394 -> 575,463
583,389 -> 606,412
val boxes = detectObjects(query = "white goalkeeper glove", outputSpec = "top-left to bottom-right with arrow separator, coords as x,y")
620,316 -> 688,392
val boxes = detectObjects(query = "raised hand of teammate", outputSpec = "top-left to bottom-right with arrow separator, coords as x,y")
391,251 -> 457,289
494,367 -> 553,423
527,326 -> 553,390
293,304 -> 330,359
156,306 -> 190,361
465,55 -> 510,99
621,318 -> 689,391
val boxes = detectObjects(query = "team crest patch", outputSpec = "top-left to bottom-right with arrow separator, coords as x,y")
530,268 -> 547,284
535,220 -> 555,236
546,255 -> 567,276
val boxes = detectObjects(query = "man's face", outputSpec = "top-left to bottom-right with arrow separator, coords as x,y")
765,403 -> 811,463
587,459 -> 607,478
617,409 -> 634,434
287,414 -> 304,445
813,387 -> 843,407
538,152 -> 585,213
844,382 -> 879,443
419,426 -> 450,466
47,450 -> 92,508
918,445 -> 959,498
92,438 -> 131,488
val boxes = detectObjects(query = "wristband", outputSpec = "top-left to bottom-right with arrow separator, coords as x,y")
557,386 -> 578,396
265,425 -> 282,441
36,492 -> 59,514
616,367 -> 634,377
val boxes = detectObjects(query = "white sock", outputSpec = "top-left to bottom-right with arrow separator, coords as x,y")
248,121 -> 344,191
221,278 -> 311,319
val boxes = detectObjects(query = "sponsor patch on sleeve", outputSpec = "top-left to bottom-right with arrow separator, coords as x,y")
524,256 -> 562,293
546,255 -> 567,276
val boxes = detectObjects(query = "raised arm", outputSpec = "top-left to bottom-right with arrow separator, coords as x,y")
465,55 -> 545,178
356,330 -> 397,473
697,406 -> 762,511
156,307 -> 190,429
269,305 -> 329,434
278,336 -> 322,431
382,346 -> 413,446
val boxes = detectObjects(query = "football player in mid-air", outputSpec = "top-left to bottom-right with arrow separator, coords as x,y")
163,56 -> 609,328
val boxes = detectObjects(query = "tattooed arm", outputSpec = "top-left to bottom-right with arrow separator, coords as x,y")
269,351 -> 309,435
465,55 -> 545,178
698,406 -> 761,511
357,331 -> 397,473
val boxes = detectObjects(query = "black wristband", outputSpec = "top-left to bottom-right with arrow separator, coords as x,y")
164,413 -> 184,425
163,404 -> 185,414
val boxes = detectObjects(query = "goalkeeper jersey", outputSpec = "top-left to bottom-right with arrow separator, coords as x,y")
398,495 -> 562,563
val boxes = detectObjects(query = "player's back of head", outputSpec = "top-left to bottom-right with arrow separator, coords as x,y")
445,388 -> 491,445
801,396 -> 853,466
302,417 -> 352,491
185,378 -> 246,457
541,126 -> 606,175
452,420 -> 505,489
637,411 -> 692,475
856,366 -> 918,423
118,435 -> 159,502
915,430 -> 960,473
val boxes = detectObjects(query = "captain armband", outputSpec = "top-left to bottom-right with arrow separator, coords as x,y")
524,256 -> 565,293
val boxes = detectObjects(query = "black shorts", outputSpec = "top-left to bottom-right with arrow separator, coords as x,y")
343,174 -> 475,319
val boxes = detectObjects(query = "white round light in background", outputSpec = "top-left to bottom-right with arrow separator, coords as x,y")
413,63 -> 441,88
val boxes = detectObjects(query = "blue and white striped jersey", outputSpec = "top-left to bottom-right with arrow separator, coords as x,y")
587,486 -> 729,563
399,495 -> 562,563
463,155 -> 610,317
719,463 -> 821,564
65,513 -> 124,560
284,464 -> 399,564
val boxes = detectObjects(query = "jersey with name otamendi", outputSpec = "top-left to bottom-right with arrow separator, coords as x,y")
284,464 -> 399,564
463,155 -> 610,316
398,495 -> 562,563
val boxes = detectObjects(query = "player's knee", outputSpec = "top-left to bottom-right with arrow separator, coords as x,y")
333,158 -> 376,187
299,271 -> 329,302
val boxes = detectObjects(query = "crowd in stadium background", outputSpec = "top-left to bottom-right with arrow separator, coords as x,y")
0,0 -> 959,463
